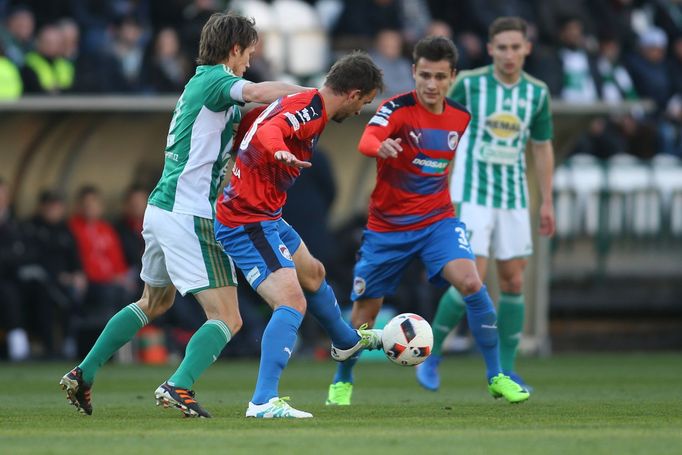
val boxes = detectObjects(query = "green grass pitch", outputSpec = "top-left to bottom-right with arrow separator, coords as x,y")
2,353 -> 681,454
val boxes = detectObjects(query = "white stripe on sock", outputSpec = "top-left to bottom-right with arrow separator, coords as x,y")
128,303 -> 148,325
206,320 -> 232,343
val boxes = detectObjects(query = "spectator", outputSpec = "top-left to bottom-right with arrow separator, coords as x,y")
243,35 -> 275,84
592,0 -> 639,52
532,0 -> 596,47
0,6 -> 35,66
57,18 -> 80,63
0,178 -> 30,361
0,42 -> 22,99
114,184 -> 148,296
625,27 -> 675,114
68,185 -> 130,354
179,0 -> 219,65
143,27 -> 190,93
332,0 -> 403,52
369,29 -> 413,99
109,16 -> 148,92
556,16 -> 600,103
596,31 -> 638,104
400,0 -> 432,45
21,24 -> 74,94
21,190 -> 86,359
12,0 -> 70,28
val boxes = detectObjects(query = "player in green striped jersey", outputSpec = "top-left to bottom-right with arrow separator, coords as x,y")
60,12 -> 305,418
418,17 -> 556,392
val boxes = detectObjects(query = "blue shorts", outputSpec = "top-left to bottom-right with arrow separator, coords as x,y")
351,217 -> 474,301
214,218 -> 302,290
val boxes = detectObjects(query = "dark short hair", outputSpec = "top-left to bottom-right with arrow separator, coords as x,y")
76,184 -> 100,201
489,16 -> 529,41
324,51 -> 384,96
413,35 -> 458,70
197,12 -> 258,66
38,189 -> 64,205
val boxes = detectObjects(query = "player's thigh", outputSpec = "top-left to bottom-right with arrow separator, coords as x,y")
214,219 -> 295,291
492,207 -> 533,260
146,206 -> 238,296
139,205 -> 173,289
256,267 -> 306,313
194,285 -> 242,334
280,219 -> 325,291
458,202 -> 495,258
351,229 -> 418,302
420,217 -> 475,286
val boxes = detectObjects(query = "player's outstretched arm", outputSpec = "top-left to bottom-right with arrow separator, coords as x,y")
243,81 -> 309,104
274,150 -> 311,168
358,127 -> 402,159
531,140 -> 556,237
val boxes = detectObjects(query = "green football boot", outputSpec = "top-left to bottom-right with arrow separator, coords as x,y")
488,373 -> 530,403
326,382 -> 353,406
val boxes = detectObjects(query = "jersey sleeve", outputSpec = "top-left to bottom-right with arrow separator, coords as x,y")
255,96 -> 323,153
448,75 -> 466,104
204,67 -> 249,112
530,87 -> 553,142
359,100 -> 401,156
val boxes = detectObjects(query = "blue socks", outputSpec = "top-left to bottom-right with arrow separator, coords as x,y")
305,280 -> 360,349
251,306 -> 303,405
464,285 -> 502,381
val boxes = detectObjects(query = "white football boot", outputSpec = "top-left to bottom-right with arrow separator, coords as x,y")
245,397 -> 313,419
330,324 -> 383,361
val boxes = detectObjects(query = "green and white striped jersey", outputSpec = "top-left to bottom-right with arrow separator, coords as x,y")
449,65 -> 553,209
148,64 -> 246,219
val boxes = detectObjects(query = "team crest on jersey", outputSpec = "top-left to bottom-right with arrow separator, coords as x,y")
278,244 -> 292,261
448,131 -> 460,150
353,277 -> 366,296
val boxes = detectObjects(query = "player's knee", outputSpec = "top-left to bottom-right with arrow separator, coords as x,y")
138,294 -> 173,321
299,259 -> 325,292
457,275 -> 482,297
499,274 -> 524,294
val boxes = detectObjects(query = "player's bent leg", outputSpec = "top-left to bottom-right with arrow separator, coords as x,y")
331,298 -> 383,362
157,286 -> 240,418
293,242 -> 366,352
496,258 -> 531,391
61,284 -> 175,415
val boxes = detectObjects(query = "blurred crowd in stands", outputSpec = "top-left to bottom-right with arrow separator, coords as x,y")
1,1 -> 682,158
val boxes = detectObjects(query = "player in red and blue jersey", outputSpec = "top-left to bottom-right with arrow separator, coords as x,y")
326,36 -> 530,406
214,52 -> 385,418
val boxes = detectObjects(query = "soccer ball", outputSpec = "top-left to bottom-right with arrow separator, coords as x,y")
382,313 -> 433,366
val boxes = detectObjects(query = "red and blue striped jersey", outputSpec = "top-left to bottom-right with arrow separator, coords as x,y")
216,89 -> 327,227
359,91 -> 471,232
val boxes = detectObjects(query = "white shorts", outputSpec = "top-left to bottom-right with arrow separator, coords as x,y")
457,201 -> 533,260
140,204 -> 237,296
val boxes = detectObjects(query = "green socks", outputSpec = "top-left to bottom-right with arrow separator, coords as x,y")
431,286 -> 466,356
497,292 -> 525,373
168,320 -> 232,389
79,303 -> 149,384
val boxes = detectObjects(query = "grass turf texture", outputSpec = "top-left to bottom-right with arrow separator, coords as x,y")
1,354 -> 681,454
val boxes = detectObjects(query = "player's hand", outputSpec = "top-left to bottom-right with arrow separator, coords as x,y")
539,201 -> 555,237
376,138 -> 402,159
274,150 -> 312,168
